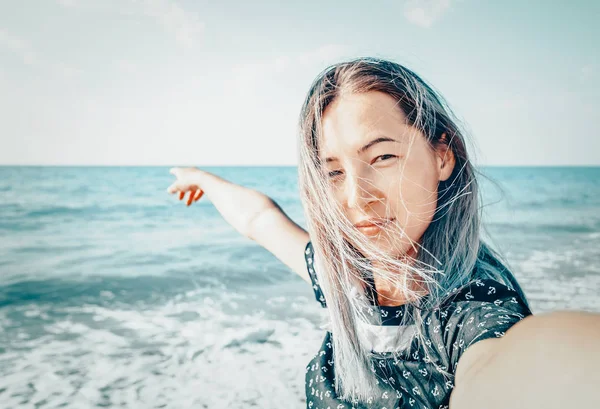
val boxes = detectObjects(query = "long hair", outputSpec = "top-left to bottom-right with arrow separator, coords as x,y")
297,57 -> 529,402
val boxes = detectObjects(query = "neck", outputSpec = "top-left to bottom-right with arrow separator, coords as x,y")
369,248 -> 428,307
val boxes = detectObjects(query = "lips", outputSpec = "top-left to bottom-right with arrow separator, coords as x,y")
354,218 -> 395,228
354,219 -> 394,237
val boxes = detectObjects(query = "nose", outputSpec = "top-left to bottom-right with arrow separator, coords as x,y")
344,171 -> 379,210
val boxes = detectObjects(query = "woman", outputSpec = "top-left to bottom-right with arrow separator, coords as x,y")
167,58 -> 600,408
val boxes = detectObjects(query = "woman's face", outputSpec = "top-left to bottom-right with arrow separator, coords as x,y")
319,91 -> 455,259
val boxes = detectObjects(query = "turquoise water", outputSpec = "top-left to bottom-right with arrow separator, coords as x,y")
0,166 -> 599,408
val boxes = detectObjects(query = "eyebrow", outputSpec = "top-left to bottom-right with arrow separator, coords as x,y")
323,136 -> 399,163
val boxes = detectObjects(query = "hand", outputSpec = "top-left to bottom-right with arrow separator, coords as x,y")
167,167 -> 205,206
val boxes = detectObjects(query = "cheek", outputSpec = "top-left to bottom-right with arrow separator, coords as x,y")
392,166 -> 439,236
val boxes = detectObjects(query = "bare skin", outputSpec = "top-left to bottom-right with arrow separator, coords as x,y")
167,93 -> 600,408
319,91 -> 454,305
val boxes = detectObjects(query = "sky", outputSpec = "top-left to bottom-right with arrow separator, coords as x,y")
0,0 -> 598,166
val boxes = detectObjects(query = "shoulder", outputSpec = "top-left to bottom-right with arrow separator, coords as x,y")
438,279 -> 532,372
448,278 -> 526,306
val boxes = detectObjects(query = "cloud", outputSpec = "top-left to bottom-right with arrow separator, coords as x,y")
234,44 -> 350,77
403,0 -> 452,28
55,0 -> 204,48
0,29 -> 37,65
55,0 -> 79,7
580,64 -> 594,82
113,59 -> 138,74
228,44 -> 351,94
0,29 -> 80,77
137,0 -> 204,48
296,44 -> 350,66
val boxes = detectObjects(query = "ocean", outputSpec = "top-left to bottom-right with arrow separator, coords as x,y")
0,166 -> 599,408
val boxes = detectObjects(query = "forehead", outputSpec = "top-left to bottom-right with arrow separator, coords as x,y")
319,91 -> 409,157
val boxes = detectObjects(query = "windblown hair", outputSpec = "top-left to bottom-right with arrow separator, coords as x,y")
297,57 -> 529,402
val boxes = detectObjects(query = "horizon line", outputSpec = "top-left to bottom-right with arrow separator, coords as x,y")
1,164 -> 599,168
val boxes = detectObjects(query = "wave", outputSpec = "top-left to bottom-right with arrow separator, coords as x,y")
0,274 -> 216,308
487,221 -> 600,235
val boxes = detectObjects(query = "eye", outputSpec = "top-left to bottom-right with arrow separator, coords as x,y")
327,170 -> 343,178
372,154 -> 397,164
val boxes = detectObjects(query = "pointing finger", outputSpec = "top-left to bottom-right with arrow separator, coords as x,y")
194,189 -> 204,202
179,191 -> 185,200
167,183 -> 178,194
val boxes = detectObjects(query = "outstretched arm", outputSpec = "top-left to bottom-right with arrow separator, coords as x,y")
247,201 -> 310,284
168,167 -> 310,283
450,311 -> 600,409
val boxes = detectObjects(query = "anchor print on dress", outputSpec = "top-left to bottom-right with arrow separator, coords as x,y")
303,260 -> 531,409
452,339 -> 465,350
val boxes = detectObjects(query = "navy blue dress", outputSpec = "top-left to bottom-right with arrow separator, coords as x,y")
303,241 -> 532,409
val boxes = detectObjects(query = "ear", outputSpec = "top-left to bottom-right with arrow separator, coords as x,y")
435,133 -> 456,182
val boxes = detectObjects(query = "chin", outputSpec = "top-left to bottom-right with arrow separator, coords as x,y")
354,234 -> 411,258
375,235 -> 419,259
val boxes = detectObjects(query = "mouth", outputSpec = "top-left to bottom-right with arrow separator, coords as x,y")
354,218 -> 395,236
